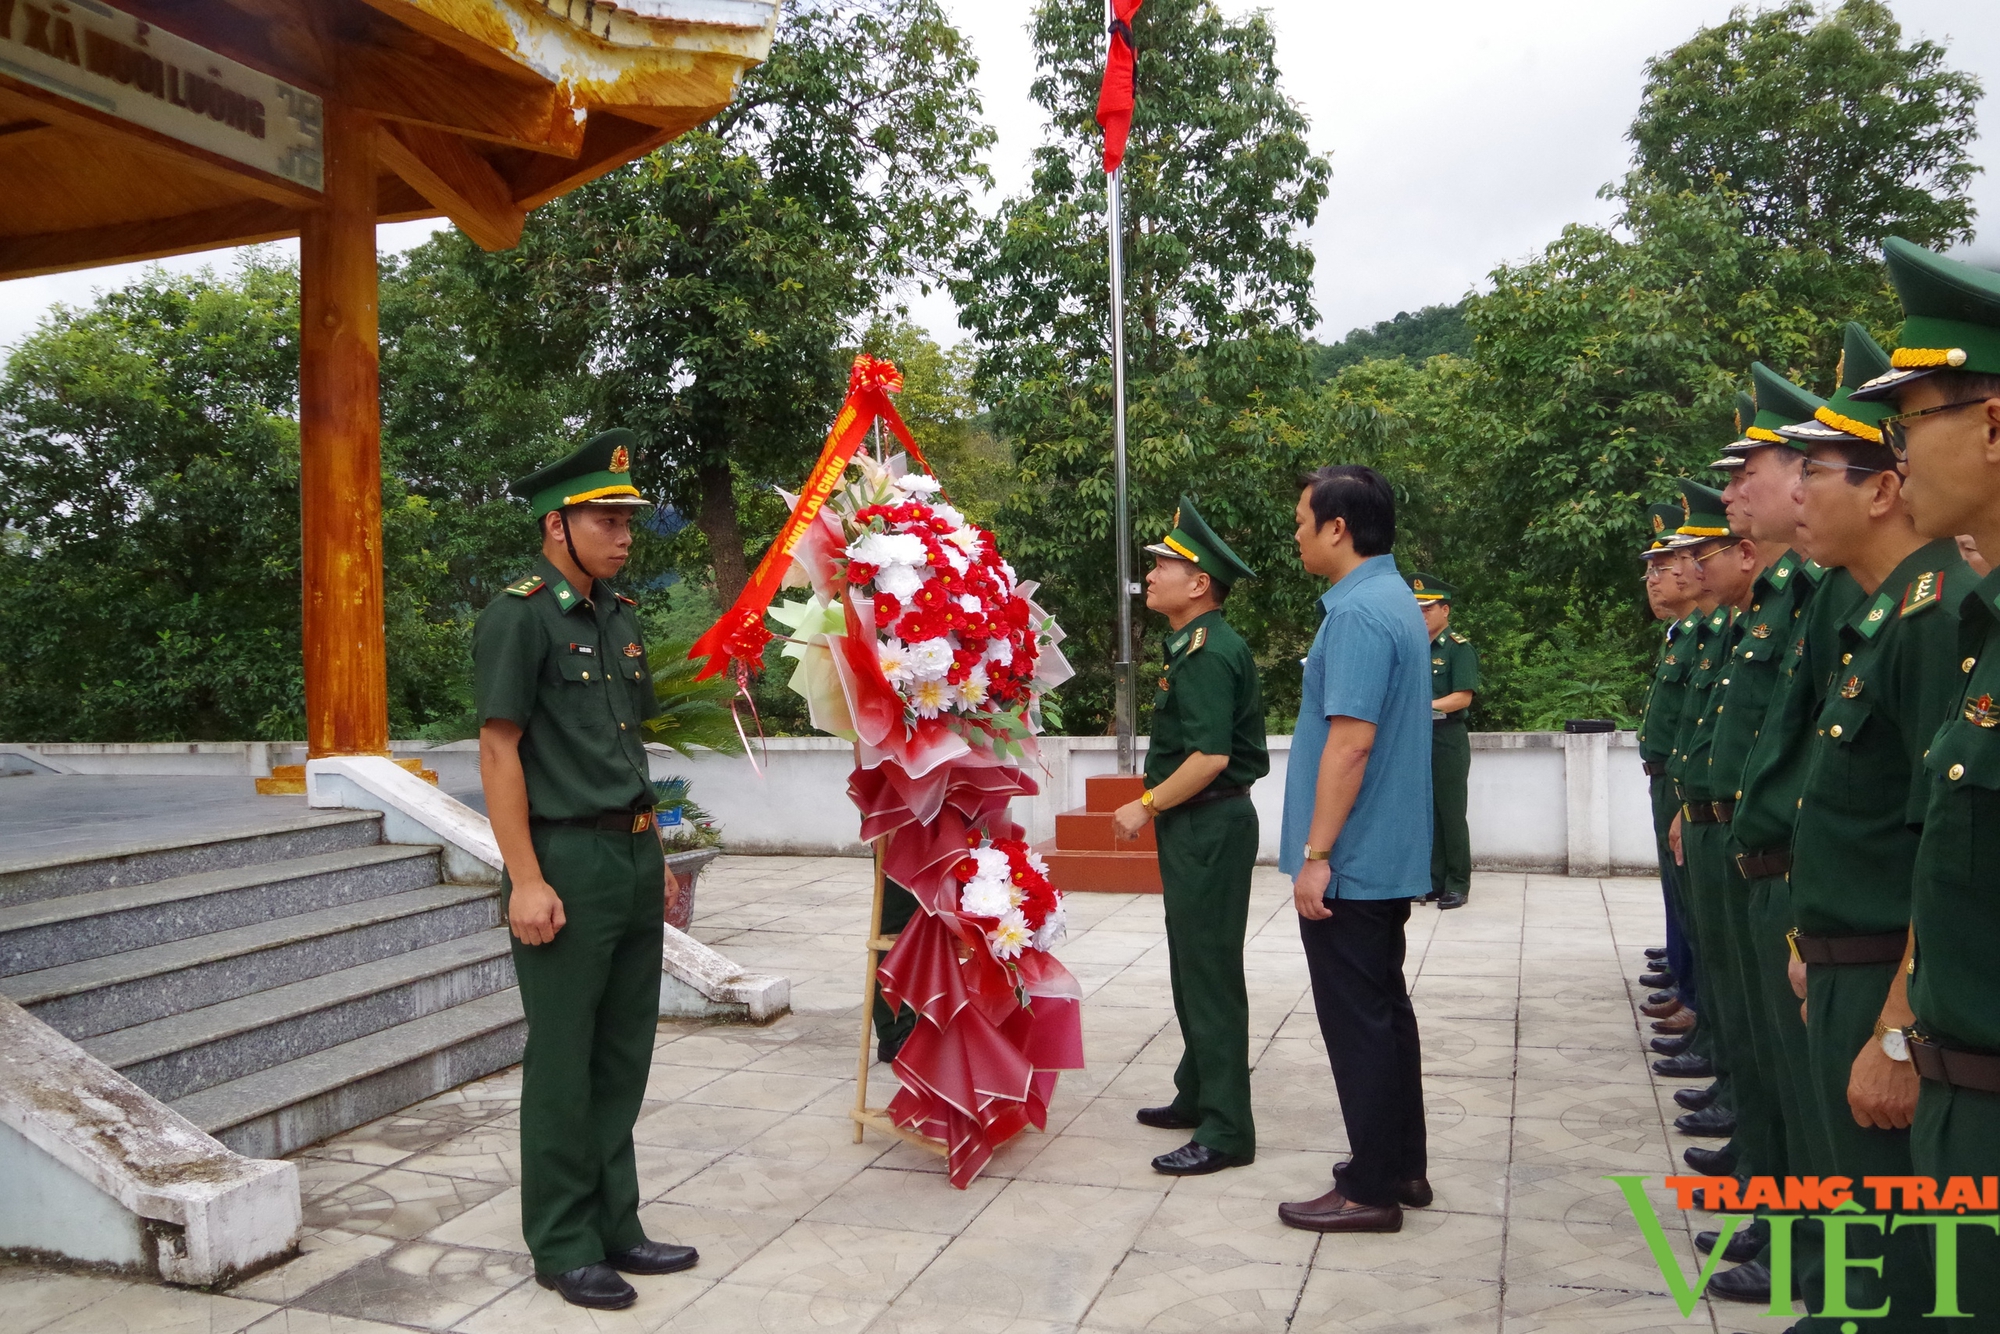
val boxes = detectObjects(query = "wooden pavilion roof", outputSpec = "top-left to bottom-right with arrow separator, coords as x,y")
0,0 -> 778,279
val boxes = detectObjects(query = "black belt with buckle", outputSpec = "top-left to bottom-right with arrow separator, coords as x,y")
1682,800 -> 1734,825
1910,1035 -> 2000,1095
1642,760 -> 1667,777
1174,784 -> 1250,811
1791,929 -> 1906,966
1735,846 -> 1791,880
533,808 -> 658,834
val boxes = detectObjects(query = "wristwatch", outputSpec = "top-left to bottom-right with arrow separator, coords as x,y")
1873,1019 -> 1911,1063
1139,789 -> 1156,814
1302,844 -> 1330,862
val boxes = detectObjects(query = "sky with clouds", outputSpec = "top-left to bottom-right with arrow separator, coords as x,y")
4,1 -> 1998,354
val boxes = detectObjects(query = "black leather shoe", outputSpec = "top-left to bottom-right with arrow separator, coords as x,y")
1645,946 -> 1669,960
1697,1218 -> 1767,1263
1651,1033 -> 1695,1056
536,1263 -> 637,1310
607,1239 -> 699,1275
1136,1105 -> 1200,1131
1709,1260 -> 1772,1303
1419,889 -> 1442,903
1437,893 -> 1468,910
1646,989 -> 1678,1007
1332,1161 -> 1433,1207
1675,1105 -> 1736,1138
1152,1141 -> 1252,1175
1674,1084 -> 1718,1111
1639,969 -> 1676,989
1653,1053 -> 1715,1078
1683,1145 -> 1737,1175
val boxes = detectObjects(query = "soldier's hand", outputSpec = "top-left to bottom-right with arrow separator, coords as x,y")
1111,799 -> 1151,840
1848,1039 -> 1918,1130
664,864 -> 684,921
1788,955 -> 1807,1002
509,880 -> 566,946
1293,860 -> 1333,921
1668,812 -> 1684,866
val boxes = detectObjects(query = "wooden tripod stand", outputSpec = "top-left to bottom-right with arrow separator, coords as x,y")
849,835 -> 949,1156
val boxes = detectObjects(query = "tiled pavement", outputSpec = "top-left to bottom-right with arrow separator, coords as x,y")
3,857 -> 1741,1333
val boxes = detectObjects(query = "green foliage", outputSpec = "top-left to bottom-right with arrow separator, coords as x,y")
1309,302 -> 1471,379
1628,0 -> 1982,259
652,776 -> 723,849
644,638 -> 746,758
956,0 -> 1331,731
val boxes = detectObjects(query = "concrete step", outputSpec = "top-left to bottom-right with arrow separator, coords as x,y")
2,883 -> 502,1040
1054,808 -> 1156,853
0,809 -> 384,908
1035,839 -> 1163,894
1083,774 -> 1147,813
83,929 -> 516,1103
0,844 -> 443,977
180,988 -> 528,1159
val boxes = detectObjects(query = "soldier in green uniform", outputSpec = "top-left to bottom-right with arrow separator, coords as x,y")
1851,236 -> 2000,1322
1111,497 -> 1269,1176
1636,501 -> 1702,1044
1786,344 -> 1973,1326
1407,574 -> 1479,909
474,430 -> 697,1311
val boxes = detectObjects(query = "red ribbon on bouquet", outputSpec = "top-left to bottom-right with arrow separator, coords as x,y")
687,354 -> 933,680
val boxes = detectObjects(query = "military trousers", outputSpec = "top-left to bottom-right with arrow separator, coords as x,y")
1649,775 -> 1699,1019
508,824 -> 665,1276
1429,720 -> 1472,900
1742,872 -> 1821,1173
1802,962 -> 1932,1328
1684,821 -> 1771,1166
1913,1081 -> 2000,1323
872,879 -> 920,1053
1157,795 -> 1258,1159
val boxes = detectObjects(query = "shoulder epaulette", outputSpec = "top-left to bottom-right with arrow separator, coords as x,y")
504,575 -> 546,598
615,592 -> 637,607
1450,631 -> 1469,644
1188,626 -> 1208,653
1900,569 -> 1945,618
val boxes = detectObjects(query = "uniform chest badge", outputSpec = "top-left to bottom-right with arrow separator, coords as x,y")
1841,676 -> 1863,699
1750,624 -> 1772,639
1966,694 -> 1998,728
1700,658 -> 1711,671
1158,676 -> 1170,691
1433,657 -> 1445,666
624,643 -> 643,658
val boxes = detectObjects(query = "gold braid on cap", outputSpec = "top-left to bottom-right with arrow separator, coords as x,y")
1814,405 -> 1884,444
1745,426 -> 1786,443
1891,347 -> 1969,368
1677,524 -> 1731,538
1162,535 -> 1201,563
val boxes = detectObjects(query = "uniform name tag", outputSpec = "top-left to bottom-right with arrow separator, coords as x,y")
569,643 -> 594,655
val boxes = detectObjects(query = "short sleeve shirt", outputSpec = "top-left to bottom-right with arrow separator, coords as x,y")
1279,555 -> 1433,896
1144,609 -> 1270,790
472,557 -> 660,820
1429,631 -> 1481,721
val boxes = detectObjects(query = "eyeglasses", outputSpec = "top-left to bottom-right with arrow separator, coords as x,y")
1800,456 -> 1887,482
1883,398 -> 1991,461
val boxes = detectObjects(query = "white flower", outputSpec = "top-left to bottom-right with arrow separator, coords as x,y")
908,637 -> 954,680
1031,902 -> 1067,953
1026,849 -> 1050,879
957,665 -> 990,708
875,563 -> 923,600
938,544 -> 970,575
957,593 -> 983,615
894,473 -> 943,496
877,637 -> 914,685
910,675 -> 956,718
848,531 -> 927,569
959,874 -> 1012,918
988,909 -> 1032,960
969,846 -> 1010,878
932,502 -> 965,527
945,526 -> 982,556
984,637 -> 1014,666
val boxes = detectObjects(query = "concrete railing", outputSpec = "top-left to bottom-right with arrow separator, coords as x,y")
4,732 -> 1659,876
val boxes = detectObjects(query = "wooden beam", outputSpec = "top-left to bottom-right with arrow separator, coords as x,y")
339,43 -> 585,158
299,103 -> 390,759
0,200 -> 305,281
508,112 -> 675,212
375,122 -> 524,251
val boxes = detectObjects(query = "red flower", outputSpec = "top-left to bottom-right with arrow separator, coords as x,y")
874,593 -> 902,622
954,856 -> 979,880
913,584 -> 946,611
898,610 -> 946,642
846,561 -> 878,585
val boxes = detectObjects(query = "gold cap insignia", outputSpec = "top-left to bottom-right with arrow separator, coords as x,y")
609,445 -> 631,473
1651,513 -> 1665,534
1413,579 -> 1425,591
1734,408 -> 1744,433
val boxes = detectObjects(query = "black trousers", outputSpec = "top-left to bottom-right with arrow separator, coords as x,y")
1299,896 -> 1426,1207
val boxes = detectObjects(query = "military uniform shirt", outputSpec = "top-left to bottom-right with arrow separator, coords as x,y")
1428,630 -> 1481,720
1703,553 -> 1810,801
1791,540 -> 1971,937
1732,565 -> 1859,853
1669,606 -> 1736,798
473,556 -> 660,820
1637,611 -> 1701,765
1145,608 -> 1270,790
1910,567 -> 2000,1052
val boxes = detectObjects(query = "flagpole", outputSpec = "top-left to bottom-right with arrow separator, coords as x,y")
1107,161 -> 1135,776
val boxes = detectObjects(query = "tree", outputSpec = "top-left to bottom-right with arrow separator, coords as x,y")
1309,301 -> 1471,380
955,0 -> 1331,729
1628,0 -> 1982,258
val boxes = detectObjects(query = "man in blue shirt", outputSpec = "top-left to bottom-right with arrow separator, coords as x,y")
1277,464 -> 1434,1235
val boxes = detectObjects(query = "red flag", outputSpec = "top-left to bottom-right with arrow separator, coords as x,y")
1094,0 -> 1143,173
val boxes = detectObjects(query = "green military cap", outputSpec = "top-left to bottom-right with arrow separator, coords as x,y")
1144,495 -> 1256,587
1779,323 -> 1894,445
1715,364 -> 1827,466
1641,502 -> 1683,558
1667,479 -> 1732,547
1406,571 -> 1456,604
1853,237 -> 2000,402
510,428 -> 653,521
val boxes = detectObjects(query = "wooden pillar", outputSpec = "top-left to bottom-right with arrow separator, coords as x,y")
299,103 -> 388,758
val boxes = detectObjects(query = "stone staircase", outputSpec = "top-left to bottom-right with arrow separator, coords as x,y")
0,810 -> 523,1160
1036,774 -> 1164,894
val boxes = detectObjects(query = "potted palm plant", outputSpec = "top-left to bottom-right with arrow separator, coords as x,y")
643,639 -> 743,930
